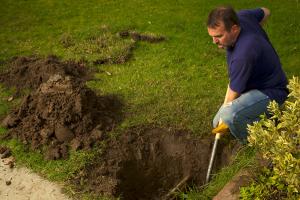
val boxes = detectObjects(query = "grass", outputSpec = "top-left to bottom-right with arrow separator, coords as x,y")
0,86 -> 11,116
0,0 -> 300,199
0,135 -> 99,182
1,0 -> 299,134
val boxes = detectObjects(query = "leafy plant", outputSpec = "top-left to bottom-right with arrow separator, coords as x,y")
242,77 -> 300,199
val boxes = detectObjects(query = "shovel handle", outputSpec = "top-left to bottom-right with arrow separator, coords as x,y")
206,133 -> 221,183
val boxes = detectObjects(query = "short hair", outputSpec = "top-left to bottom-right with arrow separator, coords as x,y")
207,6 -> 240,31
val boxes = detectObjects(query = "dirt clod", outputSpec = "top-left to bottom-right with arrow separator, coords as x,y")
54,125 -> 75,143
6,180 -> 12,186
8,161 -> 15,169
1,148 -> 12,159
0,146 -> 8,154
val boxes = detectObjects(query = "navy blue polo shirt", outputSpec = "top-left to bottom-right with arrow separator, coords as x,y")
227,8 -> 288,104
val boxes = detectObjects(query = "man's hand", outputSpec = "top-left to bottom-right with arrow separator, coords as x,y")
212,122 -> 229,135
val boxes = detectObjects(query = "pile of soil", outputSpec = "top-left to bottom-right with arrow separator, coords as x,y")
2,74 -> 122,159
0,56 -> 123,160
0,55 -> 91,91
72,127 -> 236,200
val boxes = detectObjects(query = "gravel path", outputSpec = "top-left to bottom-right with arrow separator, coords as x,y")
0,157 -> 71,200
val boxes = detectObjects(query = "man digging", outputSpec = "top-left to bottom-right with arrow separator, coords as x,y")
207,6 -> 288,144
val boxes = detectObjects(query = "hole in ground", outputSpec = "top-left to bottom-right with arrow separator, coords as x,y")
72,127 -> 238,200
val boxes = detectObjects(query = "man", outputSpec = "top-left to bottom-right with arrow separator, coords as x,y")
207,6 -> 288,143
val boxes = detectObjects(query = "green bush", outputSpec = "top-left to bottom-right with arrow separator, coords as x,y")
241,77 -> 300,200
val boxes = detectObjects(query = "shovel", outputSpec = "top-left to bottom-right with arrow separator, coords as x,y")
206,122 -> 229,183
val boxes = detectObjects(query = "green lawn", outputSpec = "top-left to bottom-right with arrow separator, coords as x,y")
1,0 -> 300,199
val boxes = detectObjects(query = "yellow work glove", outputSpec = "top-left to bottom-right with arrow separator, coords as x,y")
212,122 -> 230,135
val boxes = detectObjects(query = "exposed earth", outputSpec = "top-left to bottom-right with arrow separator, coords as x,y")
0,55 -> 91,91
71,127 -> 237,200
1,56 -> 123,160
0,56 -> 240,199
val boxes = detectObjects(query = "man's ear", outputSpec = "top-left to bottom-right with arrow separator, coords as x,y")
231,24 -> 239,33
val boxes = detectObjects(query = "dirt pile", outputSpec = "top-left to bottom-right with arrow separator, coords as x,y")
0,56 -> 123,160
72,127 -> 236,200
0,55 -> 91,91
2,74 -> 122,159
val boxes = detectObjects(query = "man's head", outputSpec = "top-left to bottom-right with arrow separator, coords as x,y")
207,6 -> 241,49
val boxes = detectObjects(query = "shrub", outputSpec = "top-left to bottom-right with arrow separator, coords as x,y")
241,77 -> 300,200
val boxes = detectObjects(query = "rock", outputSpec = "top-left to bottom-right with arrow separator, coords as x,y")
55,125 -> 74,143
1,148 -> 12,159
7,96 -> 14,102
213,169 -> 253,200
6,180 -> 12,186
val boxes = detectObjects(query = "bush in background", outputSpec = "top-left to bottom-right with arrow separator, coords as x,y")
241,77 -> 300,200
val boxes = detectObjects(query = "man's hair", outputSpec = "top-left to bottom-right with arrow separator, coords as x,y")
207,6 -> 240,31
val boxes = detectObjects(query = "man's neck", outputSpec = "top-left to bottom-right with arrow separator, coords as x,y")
229,27 -> 241,49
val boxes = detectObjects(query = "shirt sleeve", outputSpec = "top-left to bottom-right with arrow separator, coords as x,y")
238,8 -> 265,23
229,59 -> 254,94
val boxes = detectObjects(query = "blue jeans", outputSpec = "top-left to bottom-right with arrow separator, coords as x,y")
213,89 -> 270,144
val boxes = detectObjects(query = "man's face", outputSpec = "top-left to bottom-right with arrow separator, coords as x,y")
207,22 -> 237,49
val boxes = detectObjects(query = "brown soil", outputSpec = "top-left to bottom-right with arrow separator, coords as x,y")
2,74 -> 123,159
0,56 -> 123,160
71,127 -> 238,200
0,55 -> 92,91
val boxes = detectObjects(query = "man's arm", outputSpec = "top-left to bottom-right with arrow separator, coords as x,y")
260,7 -> 271,26
216,85 -> 240,126
223,85 -> 240,105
